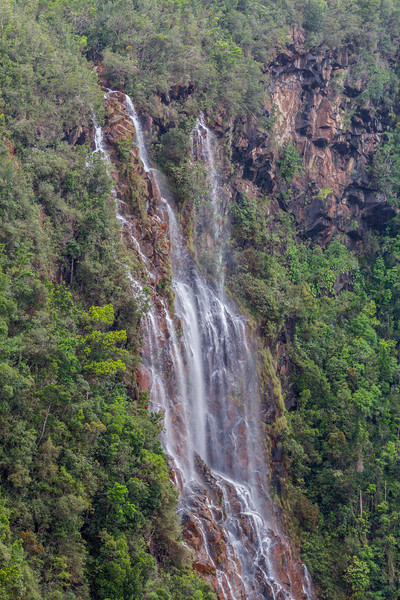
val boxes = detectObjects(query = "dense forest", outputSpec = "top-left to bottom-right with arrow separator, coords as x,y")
1,0 -> 400,598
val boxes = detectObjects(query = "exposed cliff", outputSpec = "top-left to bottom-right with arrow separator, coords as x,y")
233,34 -> 397,248
98,34 -> 399,600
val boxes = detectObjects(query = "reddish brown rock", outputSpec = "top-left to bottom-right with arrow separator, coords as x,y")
136,364 -> 152,393
234,46 -> 397,248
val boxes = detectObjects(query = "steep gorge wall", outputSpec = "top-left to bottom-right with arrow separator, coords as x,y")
226,37 -> 398,513
97,41 -> 395,598
98,90 -> 312,599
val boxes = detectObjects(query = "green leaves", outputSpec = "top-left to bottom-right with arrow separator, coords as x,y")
372,127 -> 400,205
79,305 -> 129,376
0,493 -> 40,600
345,556 -> 370,596
107,483 -> 139,525
278,141 -> 305,182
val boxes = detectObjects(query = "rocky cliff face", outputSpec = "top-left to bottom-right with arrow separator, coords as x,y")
97,41 -> 395,598
227,37 -> 398,498
232,30 -> 396,247
102,91 -> 173,298
118,32 -> 395,252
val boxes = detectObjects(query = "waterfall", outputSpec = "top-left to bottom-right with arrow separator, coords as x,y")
191,112 -> 220,229
190,114 -> 226,286
94,94 -> 313,600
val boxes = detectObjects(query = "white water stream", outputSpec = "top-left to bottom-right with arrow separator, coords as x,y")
92,94 -> 313,600
191,114 -> 226,286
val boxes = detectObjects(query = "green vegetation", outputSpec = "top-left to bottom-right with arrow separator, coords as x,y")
372,126 -> 400,204
278,142 -> 305,182
227,182 -> 400,598
2,0 -> 400,597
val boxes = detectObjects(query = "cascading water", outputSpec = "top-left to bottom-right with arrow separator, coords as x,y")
191,113 -> 220,233
190,114 -> 227,285
93,93 -> 313,600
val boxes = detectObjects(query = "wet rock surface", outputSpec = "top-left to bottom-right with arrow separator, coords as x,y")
178,456 -> 309,600
101,92 -> 173,293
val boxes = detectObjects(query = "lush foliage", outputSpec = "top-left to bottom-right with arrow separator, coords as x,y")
2,0 -> 400,597
227,182 -> 400,599
372,126 -> 400,204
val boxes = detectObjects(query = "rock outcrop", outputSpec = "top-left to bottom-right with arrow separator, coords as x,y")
102,91 -> 173,297
233,40 -> 396,246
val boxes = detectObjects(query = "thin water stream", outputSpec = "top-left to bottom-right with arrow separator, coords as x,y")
93,93 -> 313,600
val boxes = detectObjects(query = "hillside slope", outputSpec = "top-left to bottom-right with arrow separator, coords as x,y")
1,0 -> 400,599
